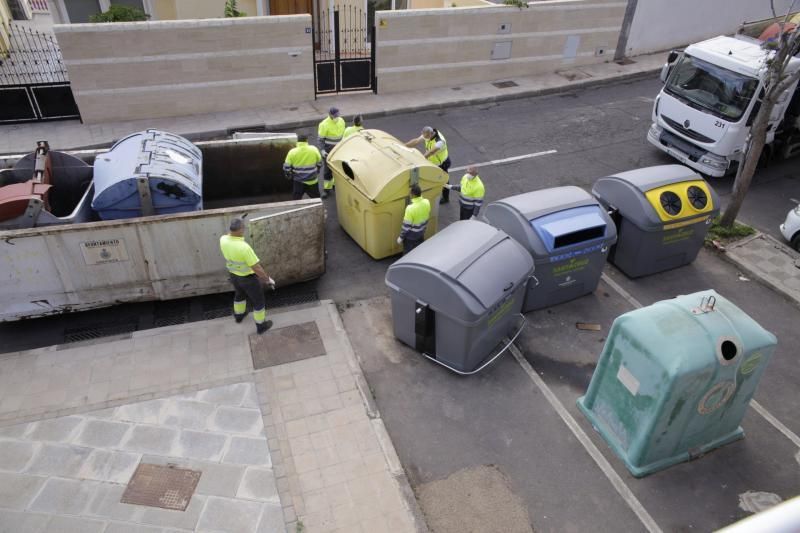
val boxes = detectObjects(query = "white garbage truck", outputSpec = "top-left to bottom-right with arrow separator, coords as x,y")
647,34 -> 800,177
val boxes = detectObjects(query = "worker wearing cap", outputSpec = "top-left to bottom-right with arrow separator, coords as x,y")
445,165 -> 485,220
343,115 -> 364,138
219,218 -> 274,335
405,126 -> 452,204
317,107 -> 346,196
283,134 -> 322,200
396,184 -> 431,254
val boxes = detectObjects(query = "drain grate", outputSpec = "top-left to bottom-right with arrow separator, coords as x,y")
266,290 -> 319,309
63,322 -> 138,344
250,321 -> 326,369
492,80 -> 518,89
121,463 -> 201,511
153,301 -> 190,328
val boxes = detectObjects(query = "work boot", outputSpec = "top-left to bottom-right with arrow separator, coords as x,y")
256,320 -> 273,335
234,312 -> 248,323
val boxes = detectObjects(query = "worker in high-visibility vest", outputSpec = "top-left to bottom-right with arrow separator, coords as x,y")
405,126 -> 452,204
283,134 -> 322,200
219,218 -> 274,334
396,184 -> 431,254
317,106 -> 346,196
445,165 -> 485,220
343,115 -> 364,138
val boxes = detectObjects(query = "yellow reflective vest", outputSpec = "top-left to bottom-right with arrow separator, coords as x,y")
424,131 -> 449,166
453,174 -> 485,213
343,125 -> 363,138
318,116 -> 346,151
283,142 -> 322,184
399,197 -> 431,240
219,234 -> 259,276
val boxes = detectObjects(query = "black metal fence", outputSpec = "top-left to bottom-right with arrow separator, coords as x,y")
0,21 -> 80,123
313,7 -> 376,95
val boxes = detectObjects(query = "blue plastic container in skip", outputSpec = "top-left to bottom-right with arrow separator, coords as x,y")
92,129 -> 202,220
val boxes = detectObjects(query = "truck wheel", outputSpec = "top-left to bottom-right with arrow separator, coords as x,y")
792,233 -> 800,252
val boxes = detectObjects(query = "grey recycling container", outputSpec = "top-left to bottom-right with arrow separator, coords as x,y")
385,220 -> 534,375
92,129 -> 202,220
592,165 -> 719,278
483,186 -> 617,311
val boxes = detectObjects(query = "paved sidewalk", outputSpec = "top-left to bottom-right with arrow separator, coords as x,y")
0,300 -> 421,533
722,232 -> 800,308
0,53 -> 663,154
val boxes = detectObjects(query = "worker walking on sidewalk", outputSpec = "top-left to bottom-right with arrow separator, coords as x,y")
283,134 -> 322,200
405,126 -> 452,204
396,184 -> 431,254
343,115 -> 364,138
219,218 -> 275,334
318,107 -> 346,196
445,165 -> 485,220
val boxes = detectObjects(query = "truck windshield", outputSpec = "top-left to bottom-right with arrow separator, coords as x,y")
665,54 -> 759,121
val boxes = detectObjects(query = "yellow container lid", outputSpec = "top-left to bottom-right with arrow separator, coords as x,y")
327,129 -> 448,203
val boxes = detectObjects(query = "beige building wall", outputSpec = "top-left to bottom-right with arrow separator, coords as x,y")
150,0 -> 259,20
54,15 -> 313,123
375,0 -> 626,92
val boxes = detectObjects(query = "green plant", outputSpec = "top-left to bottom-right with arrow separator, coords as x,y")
295,520 -> 305,533
503,0 -> 529,9
225,0 -> 247,17
705,217 -> 756,245
89,5 -> 148,22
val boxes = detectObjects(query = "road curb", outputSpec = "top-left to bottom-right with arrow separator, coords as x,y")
713,232 -> 800,310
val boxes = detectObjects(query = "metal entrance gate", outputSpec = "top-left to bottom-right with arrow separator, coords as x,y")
0,22 -> 80,124
313,7 -> 376,96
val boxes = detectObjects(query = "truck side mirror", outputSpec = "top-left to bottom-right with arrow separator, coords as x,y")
667,50 -> 679,64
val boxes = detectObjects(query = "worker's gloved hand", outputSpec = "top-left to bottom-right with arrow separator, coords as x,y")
444,184 -> 453,189
470,215 -> 477,220
396,237 -> 403,245
267,277 -> 276,290
321,150 -> 328,158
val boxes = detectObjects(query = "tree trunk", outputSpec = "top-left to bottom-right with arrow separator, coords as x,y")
718,102 -> 774,227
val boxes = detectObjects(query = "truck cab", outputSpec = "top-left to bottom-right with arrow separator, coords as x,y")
647,35 -> 800,177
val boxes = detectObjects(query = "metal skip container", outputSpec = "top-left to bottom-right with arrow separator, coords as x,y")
326,129 -> 449,259
385,220 -> 534,374
483,186 -> 617,311
577,290 -> 777,477
591,164 -> 719,278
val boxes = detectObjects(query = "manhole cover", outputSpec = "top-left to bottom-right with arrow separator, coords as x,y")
492,80 -> 518,89
121,463 -> 201,511
250,321 -> 326,369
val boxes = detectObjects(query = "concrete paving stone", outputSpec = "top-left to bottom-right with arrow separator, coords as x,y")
175,430 -> 227,461
0,472 -> 46,509
75,419 -> 132,449
211,406 -> 263,435
102,522 -> 167,533
138,493 -> 205,530
78,449 -> 141,484
242,385 -> 260,409
25,443 -> 93,477
29,477 -> 98,515
121,425 -> 178,456
198,383 -> 249,407
256,503 -> 286,533
159,400 -> 215,431
194,462 -> 246,498
43,515 -> 106,533
223,436 -> 271,466
86,482 -> 143,522
236,466 -> 279,503
26,416 -> 84,442
0,421 -> 29,439
0,509 -> 50,533
114,400 -> 166,425
0,439 -> 37,472
196,496 -> 263,533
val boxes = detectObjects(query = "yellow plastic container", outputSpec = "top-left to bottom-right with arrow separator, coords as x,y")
326,129 -> 449,259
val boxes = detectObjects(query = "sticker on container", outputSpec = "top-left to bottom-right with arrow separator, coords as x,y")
616,364 -> 640,396
80,238 -> 130,265
739,352 -> 762,375
697,380 -> 736,415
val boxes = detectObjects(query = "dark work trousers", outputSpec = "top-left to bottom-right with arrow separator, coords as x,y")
439,157 -> 452,202
229,273 -> 266,313
403,237 -> 424,255
459,205 -> 475,220
292,180 -> 321,200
